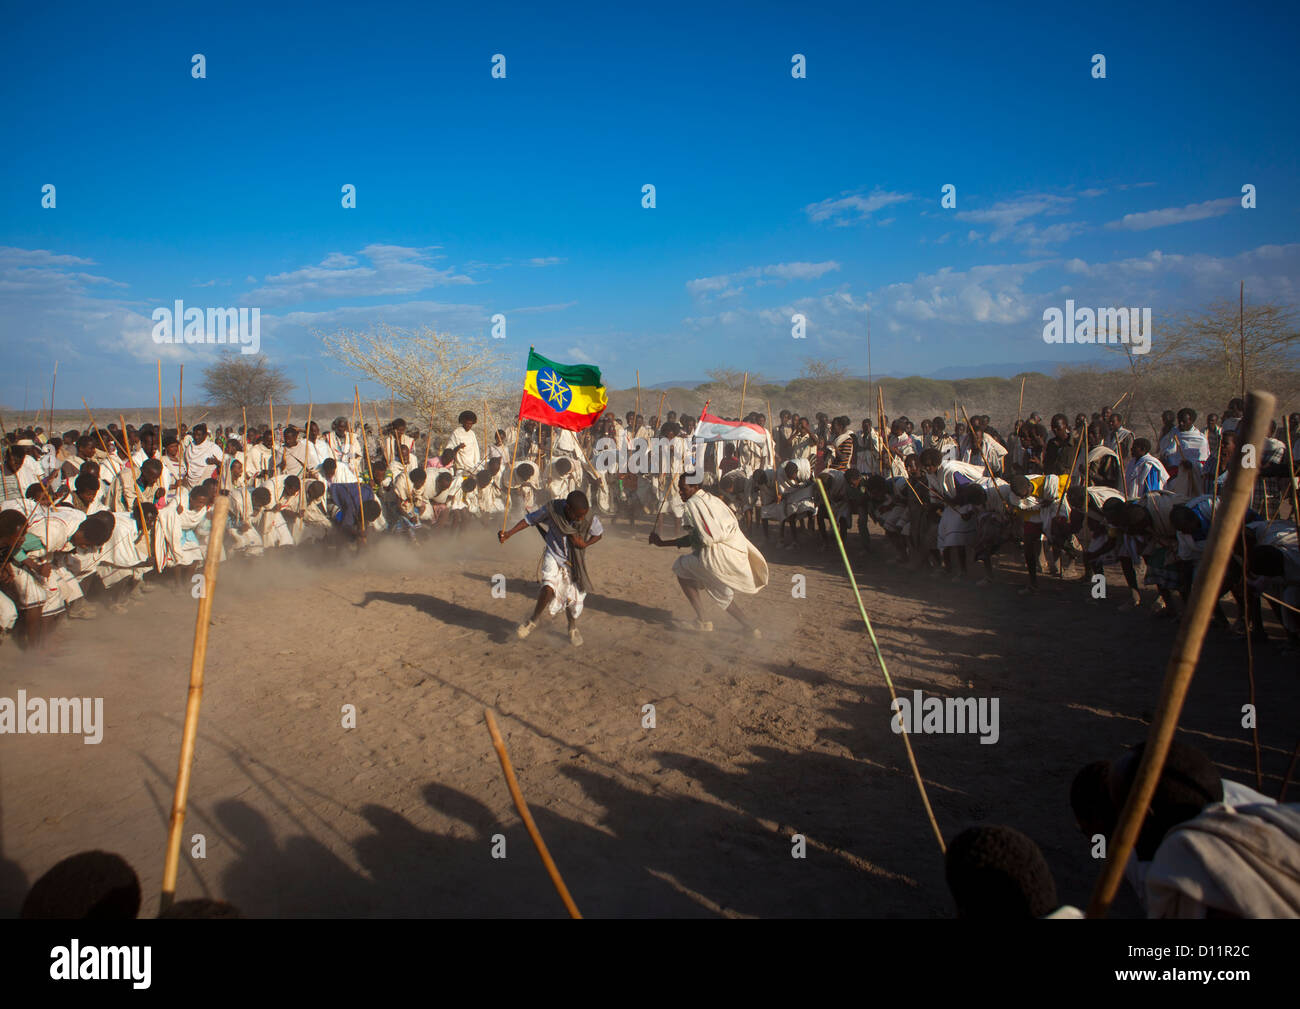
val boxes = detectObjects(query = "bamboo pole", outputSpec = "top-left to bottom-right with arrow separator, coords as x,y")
119,414 -> 153,560
356,387 -> 374,534
484,709 -> 582,919
501,413 -> 525,535
1086,390 -> 1275,918
160,492 -> 231,913
48,361 -> 58,435
1241,519 -> 1262,789
814,478 -> 946,855
423,409 -> 436,468
960,404 -> 1010,516
1285,420 -> 1300,536
1239,281 -> 1246,399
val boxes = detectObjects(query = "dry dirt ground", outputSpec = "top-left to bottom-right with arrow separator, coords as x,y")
1,519 -> 1295,918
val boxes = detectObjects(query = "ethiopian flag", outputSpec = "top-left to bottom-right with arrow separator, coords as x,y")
519,349 -> 607,430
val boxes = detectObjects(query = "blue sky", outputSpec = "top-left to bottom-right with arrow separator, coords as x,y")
2,1 -> 1298,408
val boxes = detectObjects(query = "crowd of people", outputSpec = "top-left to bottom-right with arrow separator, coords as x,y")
1,395 -> 1297,651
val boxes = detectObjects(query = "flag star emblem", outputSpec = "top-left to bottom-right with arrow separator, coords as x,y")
538,368 -> 571,411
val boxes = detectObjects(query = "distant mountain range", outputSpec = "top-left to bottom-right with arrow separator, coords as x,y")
642,359 -> 1088,389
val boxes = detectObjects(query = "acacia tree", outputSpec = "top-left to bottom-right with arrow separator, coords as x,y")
200,354 -> 295,415
317,323 -> 511,438
1102,296 -> 1299,428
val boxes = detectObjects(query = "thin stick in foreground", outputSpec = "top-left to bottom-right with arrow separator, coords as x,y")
484,709 -> 582,918
160,493 -> 231,913
1086,389 -> 1275,919
814,478 -> 947,856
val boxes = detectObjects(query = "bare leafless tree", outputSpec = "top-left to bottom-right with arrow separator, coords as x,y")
317,323 -> 510,438
200,354 -> 295,414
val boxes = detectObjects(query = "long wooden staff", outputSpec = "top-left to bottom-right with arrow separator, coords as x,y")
501,413 -> 525,535
484,709 -> 582,918
960,403 -> 1010,516
160,492 -> 231,913
119,414 -> 154,559
815,479 -> 946,855
1086,390 -> 1275,918
738,371 -> 749,419
634,370 -> 641,429
48,361 -> 58,437
268,395 -> 275,472
355,387 -> 374,533
157,360 -> 163,436
177,364 -> 183,430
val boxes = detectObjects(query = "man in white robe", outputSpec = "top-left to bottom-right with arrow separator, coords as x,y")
182,424 -> 222,488
649,476 -> 768,636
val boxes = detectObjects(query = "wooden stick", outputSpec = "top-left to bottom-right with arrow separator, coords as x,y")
119,414 -> 153,560
738,371 -> 749,419
1241,520 -> 1262,788
1285,420 -> 1300,537
634,370 -> 641,428
160,493 -> 231,913
268,395 -> 275,470
82,399 -> 109,454
484,709 -> 582,918
960,403 -> 1010,515
178,364 -> 184,429
814,479 -> 946,855
1086,390 -> 1275,918
1277,738 -> 1299,802
157,360 -> 163,437
1110,390 -> 1129,412
48,361 -> 58,435
356,387 -> 374,533
501,413 -> 524,535
423,409 -> 436,468
1017,376 -> 1026,426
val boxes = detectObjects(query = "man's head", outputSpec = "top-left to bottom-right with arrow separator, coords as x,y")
1107,741 -> 1223,861
564,489 -> 590,521
944,825 -> 1059,919
1050,414 -> 1070,440
918,448 -> 942,474
71,512 -> 115,549
74,473 -> 99,506
1177,407 -> 1197,431
458,410 -> 477,430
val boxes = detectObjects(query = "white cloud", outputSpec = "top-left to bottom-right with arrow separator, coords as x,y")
1104,197 -> 1237,231
245,245 -> 473,307
804,188 -> 911,226
954,193 -> 1080,252
687,261 -> 840,299
529,256 -> 567,267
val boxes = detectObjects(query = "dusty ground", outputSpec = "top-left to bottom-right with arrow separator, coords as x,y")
1,519 -> 1295,918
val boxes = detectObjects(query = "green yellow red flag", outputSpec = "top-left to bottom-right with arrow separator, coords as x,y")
518,349 -> 607,430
